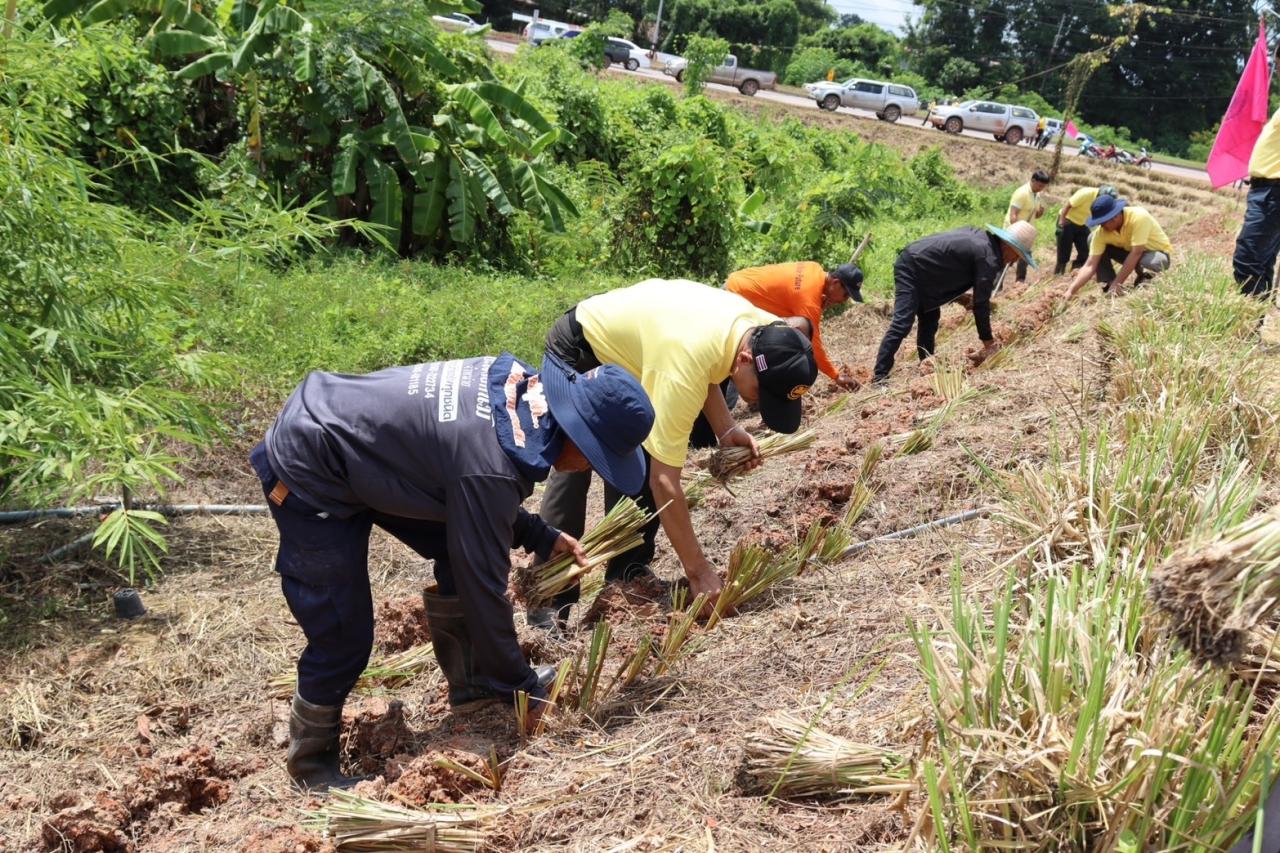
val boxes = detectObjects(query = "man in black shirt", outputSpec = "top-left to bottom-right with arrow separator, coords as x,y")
872,222 -> 1038,382
251,353 -> 653,790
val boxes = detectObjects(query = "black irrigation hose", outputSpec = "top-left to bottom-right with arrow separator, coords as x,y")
836,508 -> 991,561
0,504 -> 269,524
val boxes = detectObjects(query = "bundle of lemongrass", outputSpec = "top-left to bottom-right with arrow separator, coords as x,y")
707,523 -> 831,628
707,428 -> 816,484
528,498 -> 655,606
268,644 -> 437,699
1150,506 -> 1280,665
306,789 -> 495,851
741,712 -> 913,799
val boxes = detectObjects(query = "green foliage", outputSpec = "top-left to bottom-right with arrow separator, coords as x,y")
565,24 -> 611,71
598,9 -> 634,38
782,47 -> 858,87
618,139 -> 741,279
937,57 -> 980,93
676,95 -> 731,147
797,22 -> 900,78
663,0 -> 799,72
681,34 -> 729,97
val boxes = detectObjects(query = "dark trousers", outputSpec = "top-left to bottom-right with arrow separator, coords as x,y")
249,443 -> 535,706
539,309 -> 657,609
1055,222 -> 1090,275
1095,244 -> 1170,285
1014,259 -> 1028,283
1234,182 -> 1280,299
873,258 -> 940,381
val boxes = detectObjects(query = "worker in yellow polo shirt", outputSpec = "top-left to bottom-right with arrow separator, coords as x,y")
1005,170 -> 1050,284
1234,106 -> 1280,299
1054,184 -> 1115,275
531,280 -> 818,626
1064,195 -> 1173,299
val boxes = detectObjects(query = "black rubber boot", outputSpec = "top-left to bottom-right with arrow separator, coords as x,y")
423,586 -> 499,710
286,693 -> 371,792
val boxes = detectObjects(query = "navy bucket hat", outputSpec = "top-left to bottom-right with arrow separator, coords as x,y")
540,352 -> 654,495
1086,195 -> 1128,227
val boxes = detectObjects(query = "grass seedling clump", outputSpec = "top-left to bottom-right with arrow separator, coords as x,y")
707,429 -> 816,484
307,789 -> 495,851
529,498 -> 656,605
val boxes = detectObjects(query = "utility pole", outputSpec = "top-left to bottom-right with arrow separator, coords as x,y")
4,0 -> 17,40
653,0 -> 665,52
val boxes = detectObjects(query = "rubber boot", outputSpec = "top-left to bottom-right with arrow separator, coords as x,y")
423,586 -> 499,710
286,693 -> 371,792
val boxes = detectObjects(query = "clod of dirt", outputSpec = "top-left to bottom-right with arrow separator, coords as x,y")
374,595 -> 431,653
342,698 -> 412,774
236,825 -> 335,853
582,575 -> 670,626
40,744 -> 257,852
384,749 -> 493,805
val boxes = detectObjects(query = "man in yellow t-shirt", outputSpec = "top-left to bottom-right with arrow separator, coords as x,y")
1064,195 -> 1173,299
533,280 -> 818,623
1054,184 -> 1115,275
1005,170 -> 1050,283
1234,106 -> 1280,299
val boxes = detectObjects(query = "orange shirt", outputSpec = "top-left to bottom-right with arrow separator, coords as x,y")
725,261 -> 838,380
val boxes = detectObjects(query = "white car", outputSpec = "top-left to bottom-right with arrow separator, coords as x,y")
929,100 -> 1039,145
805,77 -> 919,122
524,19 -> 576,44
607,37 -> 650,71
432,12 -> 483,34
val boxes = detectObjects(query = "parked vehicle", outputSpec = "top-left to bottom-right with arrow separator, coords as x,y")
1133,147 -> 1154,170
432,12 -> 484,33
929,100 -> 1039,145
805,77 -> 919,122
662,54 -> 776,96
1079,138 -> 1101,158
606,37 -> 650,71
524,18 -> 576,44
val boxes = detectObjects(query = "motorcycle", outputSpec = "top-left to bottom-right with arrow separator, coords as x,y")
1133,147 -> 1154,170
1078,139 -> 1101,158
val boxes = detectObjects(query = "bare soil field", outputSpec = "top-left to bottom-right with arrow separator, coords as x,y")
0,122 -> 1246,851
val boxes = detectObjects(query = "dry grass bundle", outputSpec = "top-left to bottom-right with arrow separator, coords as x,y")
741,712 -> 912,800
307,789 -> 495,851
528,498 -> 655,605
1150,506 -> 1280,665
706,429 -> 815,484
654,591 -> 707,676
929,357 -> 968,402
268,644 -> 437,699
708,522 -> 835,629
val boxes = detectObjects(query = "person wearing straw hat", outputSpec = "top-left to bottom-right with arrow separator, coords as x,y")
1055,184 -> 1116,275
534,279 -> 819,627
1004,170 -> 1050,285
871,221 -> 1038,383
250,353 -> 653,789
1063,195 -> 1173,300
725,261 -> 865,389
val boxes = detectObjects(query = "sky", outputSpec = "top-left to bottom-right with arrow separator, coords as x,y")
826,0 -> 919,35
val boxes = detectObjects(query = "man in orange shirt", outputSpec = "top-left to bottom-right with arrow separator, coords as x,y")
725,261 -> 864,389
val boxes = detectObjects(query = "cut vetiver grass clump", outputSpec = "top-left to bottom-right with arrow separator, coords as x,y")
1150,506 -> 1280,666
528,498 -> 657,606
707,520 -> 834,629
706,428 -> 815,485
740,712 -> 912,800
306,789 -> 496,851
268,644 -> 437,699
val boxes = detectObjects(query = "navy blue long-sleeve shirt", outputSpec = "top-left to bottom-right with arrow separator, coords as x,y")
899,227 -> 1005,341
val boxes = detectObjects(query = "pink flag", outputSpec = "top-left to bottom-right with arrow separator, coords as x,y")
1206,20 -> 1273,188
1065,120 -> 1079,139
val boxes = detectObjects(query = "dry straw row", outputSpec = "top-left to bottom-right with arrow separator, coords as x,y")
741,712 -> 912,800
306,789 -> 495,851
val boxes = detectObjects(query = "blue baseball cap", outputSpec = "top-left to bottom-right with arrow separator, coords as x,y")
540,352 -> 654,495
1086,195 -> 1128,227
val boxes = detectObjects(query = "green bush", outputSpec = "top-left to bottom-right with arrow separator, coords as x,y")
681,34 -> 730,97
782,47 -> 856,87
676,95 -> 732,148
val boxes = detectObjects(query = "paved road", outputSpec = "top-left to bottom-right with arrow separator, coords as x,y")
487,37 -> 1209,185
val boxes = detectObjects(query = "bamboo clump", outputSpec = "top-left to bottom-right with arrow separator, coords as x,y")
306,789 -> 495,851
707,429 -> 816,484
268,644 -> 437,699
741,713 -> 913,799
1150,506 -> 1280,665
528,498 -> 656,605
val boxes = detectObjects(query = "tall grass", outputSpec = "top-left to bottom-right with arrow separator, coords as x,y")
910,260 -> 1280,848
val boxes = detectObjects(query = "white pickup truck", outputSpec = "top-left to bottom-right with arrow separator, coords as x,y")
662,54 -> 777,96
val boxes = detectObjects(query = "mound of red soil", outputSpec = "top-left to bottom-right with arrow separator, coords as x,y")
374,595 -> 430,653
236,826 -> 334,853
40,744 -> 258,852
384,749 -> 493,804
342,698 -> 412,775
582,574 -> 670,626
1011,288 -> 1062,335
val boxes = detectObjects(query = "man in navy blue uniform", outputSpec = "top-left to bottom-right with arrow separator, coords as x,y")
251,353 -> 653,790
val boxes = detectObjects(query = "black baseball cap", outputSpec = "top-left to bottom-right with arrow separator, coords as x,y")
751,322 -> 818,434
833,264 -> 864,302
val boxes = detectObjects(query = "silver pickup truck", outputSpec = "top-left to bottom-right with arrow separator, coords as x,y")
662,54 -> 777,96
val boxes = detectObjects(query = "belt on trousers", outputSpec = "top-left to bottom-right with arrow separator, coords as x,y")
268,480 -> 290,506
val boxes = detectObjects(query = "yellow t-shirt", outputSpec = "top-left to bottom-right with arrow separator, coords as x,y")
1004,182 -> 1037,227
1249,108 -> 1280,179
576,279 -> 776,468
1088,206 -> 1173,256
1064,187 -> 1099,227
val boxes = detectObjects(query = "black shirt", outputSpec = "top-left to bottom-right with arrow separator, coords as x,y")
899,227 -> 1005,341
